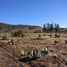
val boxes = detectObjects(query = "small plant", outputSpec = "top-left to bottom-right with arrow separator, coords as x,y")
54,40 -> 59,45
55,33 -> 57,38
33,30 -> 41,33
37,34 -> 41,39
44,34 -> 46,36
12,30 -> 25,37
55,33 -> 60,38
21,33 -> 25,37
2,36 -> 7,40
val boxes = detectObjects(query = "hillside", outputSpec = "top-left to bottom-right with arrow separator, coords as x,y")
0,22 -> 42,32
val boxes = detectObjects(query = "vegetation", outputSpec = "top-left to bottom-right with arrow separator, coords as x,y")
0,22 -> 67,67
2,36 -> 7,40
43,23 -> 60,32
0,22 -> 67,33
33,30 -> 42,33
11,30 -> 25,37
37,34 -> 41,39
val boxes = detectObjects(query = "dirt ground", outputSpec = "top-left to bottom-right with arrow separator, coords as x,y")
0,33 -> 67,67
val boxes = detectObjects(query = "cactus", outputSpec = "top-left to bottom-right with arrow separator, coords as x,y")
32,49 -> 38,59
41,48 -> 48,57
25,47 -> 33,58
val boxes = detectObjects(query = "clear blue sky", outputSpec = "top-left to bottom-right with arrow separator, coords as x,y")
0,0 -> 67,27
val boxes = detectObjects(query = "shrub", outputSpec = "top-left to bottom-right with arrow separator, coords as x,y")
33,30 -> 41,33
55,33 -> 60,38
12,30 -> 25,37
37,34 -> 41,39
2,36 -> 7,40
21,33 -> 25,37
44,34 -> 46,36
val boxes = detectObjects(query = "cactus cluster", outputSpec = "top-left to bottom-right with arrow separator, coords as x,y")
21,47 -> 48,59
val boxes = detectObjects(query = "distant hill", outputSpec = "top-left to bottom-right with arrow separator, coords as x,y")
0,22 -> 67,33
0,22 -> 42,32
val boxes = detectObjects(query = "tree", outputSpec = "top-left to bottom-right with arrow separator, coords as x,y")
54,24 -> 60,32
46,23 -> 50,31
49,23 -> 54,32
46,23 -> 54,32
43,24 -> 46,32
43,23 -> 60,33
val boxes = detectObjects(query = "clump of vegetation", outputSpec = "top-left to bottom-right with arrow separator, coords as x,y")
48,34 -> 52,37
54,40 -> 60,45
2,36 -> 7,40
33,30 -> 41,33
44,34 -> 46,36
12,30 -> 25,37
55,33 -> 60,38
21,33 -> 25,37
37,34 -> 41,39
43,23 -> 60,32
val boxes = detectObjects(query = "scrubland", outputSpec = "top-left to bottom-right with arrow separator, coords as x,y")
0,33 -> 67,67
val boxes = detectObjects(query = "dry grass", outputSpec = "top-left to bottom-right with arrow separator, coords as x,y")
0,33 -> 67,67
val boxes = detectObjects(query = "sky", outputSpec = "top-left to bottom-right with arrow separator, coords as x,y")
0,0 -> 67,27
